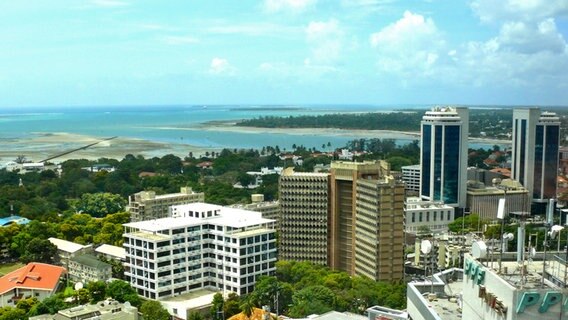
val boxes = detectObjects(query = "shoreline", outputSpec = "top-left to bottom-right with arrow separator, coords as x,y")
0,132 -> 219,163
0,124 -> 511,164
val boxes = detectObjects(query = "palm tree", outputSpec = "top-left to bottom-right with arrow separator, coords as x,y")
240,296 -> 255,319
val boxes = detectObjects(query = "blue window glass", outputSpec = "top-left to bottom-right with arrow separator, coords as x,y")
433,126 -> 443,201
534,125 -> 544,198
543,125 -> 559,199
519,119 -> 527,185
443,125 -> 460,204
421,124 -> 431,197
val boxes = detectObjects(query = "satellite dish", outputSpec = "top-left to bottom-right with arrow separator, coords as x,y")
472,240 -> 487,259
503,233 -> 514,240
74,282 -> 84,291
420,240 -> 432,254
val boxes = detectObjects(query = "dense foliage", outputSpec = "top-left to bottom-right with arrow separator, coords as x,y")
237,112 -> 423,131
210,261 -> 406,319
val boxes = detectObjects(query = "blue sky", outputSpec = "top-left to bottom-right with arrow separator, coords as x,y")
1,0 -> 567,107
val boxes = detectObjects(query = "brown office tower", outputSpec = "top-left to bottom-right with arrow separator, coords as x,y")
354,178 -> 405,281
279,168 -> 330,265
330,161 -> 404,281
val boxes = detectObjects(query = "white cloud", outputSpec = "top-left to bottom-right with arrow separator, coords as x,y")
205,23 -> 301,37
498,19 -> 566,54
369,11 -> 445,76
263,0 -> 317,13
470,0 -> 568,23
209,58 -> 235,75
305,19 -> 344,66
89,0 -> 129,7
162,35 -> 200,45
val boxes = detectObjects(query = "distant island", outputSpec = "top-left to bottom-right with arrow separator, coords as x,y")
229,107 -> 306,111
236,111 -> 422,132
236,108 -> 568,142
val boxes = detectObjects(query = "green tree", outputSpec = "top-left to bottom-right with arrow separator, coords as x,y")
107,280 -> 140,306
140,300 -> 171,320
75,193 -> 126,218
20,238 -> 58,264
240,296 -> 255,320
86,281 -> 107,303
210,293 -> 224,320
0,306 -> 26,320
188,311 -> 205,320
16,296 -> 38,314
29,294 -> 66,315
76,288 -> 91,305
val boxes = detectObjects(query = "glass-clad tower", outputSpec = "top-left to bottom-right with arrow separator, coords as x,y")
512,108 -> 560,202
420,106 -> 468,208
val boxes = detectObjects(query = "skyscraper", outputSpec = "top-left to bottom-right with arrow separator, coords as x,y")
329,161 -> 390,274
279,169 -> 330,265
420,106 -> 469,208
354,177 -> 405,281
278,162 -> 405,282
512,108 -> 560,203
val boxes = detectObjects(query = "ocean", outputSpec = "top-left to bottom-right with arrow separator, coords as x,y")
0,105 -> 505,153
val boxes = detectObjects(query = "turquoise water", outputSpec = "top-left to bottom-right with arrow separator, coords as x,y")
0,105 -> 502,150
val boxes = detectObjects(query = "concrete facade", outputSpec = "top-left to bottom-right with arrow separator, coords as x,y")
128,187 -> 205,222
354,178 -> 405,281
279,169 -> 330,265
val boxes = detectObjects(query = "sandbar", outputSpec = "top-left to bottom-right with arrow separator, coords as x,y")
0,132 -> 216,163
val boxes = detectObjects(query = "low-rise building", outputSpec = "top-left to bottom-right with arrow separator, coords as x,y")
466,179 -> 530,221
0,263 -> 66,307
123,203 -> 277,300
404,197 -> 455,235
95,244 -> 126,262
48,237 -> 93,263
29,299 -> 138,320
68,254 -> 112,283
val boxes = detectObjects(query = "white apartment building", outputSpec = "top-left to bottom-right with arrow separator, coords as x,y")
402,164 -> 421,194
123,203 -> 277,300
404,197 -> 455,234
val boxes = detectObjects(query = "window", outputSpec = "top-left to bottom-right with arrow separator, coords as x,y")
412,212 -> 415,223
419,213 -> 422,222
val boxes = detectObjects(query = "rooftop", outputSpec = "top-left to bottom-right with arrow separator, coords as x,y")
95,244 -> 126,260
48,237 -> 89,254
70,254 -> 111,269
407,268 -> 463,320
125,202 -> 275,231
0,263 -> 66,295
0,215 -> 30,227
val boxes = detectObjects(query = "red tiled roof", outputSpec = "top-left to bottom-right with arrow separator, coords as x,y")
0,263 -> 66,295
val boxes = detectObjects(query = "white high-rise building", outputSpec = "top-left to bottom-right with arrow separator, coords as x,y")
512,108 -> 560,203
123,203 -> 277,300
420,106 -> 469,208
402,164 -> 421,194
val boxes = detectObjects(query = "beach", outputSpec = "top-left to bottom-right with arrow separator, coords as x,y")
0,132 -> 212,163
0,121 -> 511,164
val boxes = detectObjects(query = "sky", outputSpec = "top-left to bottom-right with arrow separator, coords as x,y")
1,0 -> 568,108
